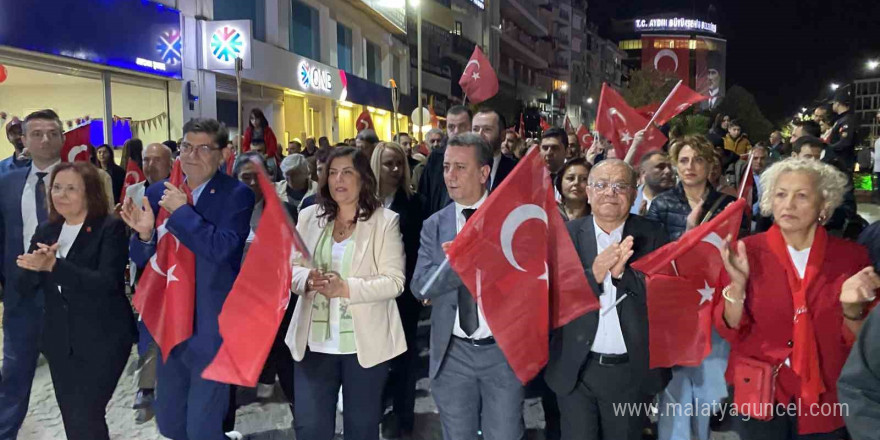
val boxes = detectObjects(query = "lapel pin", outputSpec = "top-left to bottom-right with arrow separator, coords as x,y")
210,188 -> 216,194
86,226 -> 92,233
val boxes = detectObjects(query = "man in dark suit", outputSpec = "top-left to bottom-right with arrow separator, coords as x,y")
472,107 -> 517,191
412,133 -> 525,440
419,105 -> 472,215
545,159 -> 670,440
0,110 -> 63,438
123,118 -> 254,440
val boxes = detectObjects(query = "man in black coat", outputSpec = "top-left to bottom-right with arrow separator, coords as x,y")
419,105 -> 472,215
545,159 -> 670,440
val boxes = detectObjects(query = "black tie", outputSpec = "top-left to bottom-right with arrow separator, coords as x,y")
35,172 -> 48,224
458,208 -> 479,336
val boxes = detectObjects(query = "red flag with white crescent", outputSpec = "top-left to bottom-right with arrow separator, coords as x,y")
119,159 -> 146,203
595,83 -> 667,164
61,122 -> 91,163
355,110 -> 374,133
446,148 -> 600,383
576,125 -> 593,151
459,46 -> 499,104
132,160 -> 197,361
651,82 -> 709,126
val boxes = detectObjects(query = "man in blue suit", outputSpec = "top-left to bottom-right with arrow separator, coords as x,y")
122,118 -> 254,440
0,109 -> 63,439
411,133 -> 525,440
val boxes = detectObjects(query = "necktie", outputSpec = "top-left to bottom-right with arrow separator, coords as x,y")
458,208 -> 479,336
35,172 -> 48,224
638,198 -> 648,216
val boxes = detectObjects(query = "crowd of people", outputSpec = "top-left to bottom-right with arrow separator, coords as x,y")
0,90 -> 879,440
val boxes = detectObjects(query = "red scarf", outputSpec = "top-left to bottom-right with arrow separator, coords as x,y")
766,224 -> 827,405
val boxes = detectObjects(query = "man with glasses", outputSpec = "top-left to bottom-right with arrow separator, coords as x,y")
545,159 -> 670,440
122,118 -> 254,440
0,109 -> 63,438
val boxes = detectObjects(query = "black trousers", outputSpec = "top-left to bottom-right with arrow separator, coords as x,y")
557,356 -> 648,440
383,293 -> 421,429
294,350 -> 390,440
729,412 -> 848,440
46,340 -> 130,440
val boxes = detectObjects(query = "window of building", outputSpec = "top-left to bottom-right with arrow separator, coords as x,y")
213,0 -> 266,41
366,40 -> 382,84
392,53 -> 402,84
337,24 -> 353,73
455,21 -> 463,36
291,0 -> 320,59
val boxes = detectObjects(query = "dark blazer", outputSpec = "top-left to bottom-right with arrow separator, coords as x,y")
418,145 -> 450,216
388,189 -> 426,292
105,162 -> 126,202
544,214 -> 671,397
0,166 -> 35,308
491,154 -> 517,191
129,172 -> 254,366
18,216 -> 136,359
839,305 -> 880,440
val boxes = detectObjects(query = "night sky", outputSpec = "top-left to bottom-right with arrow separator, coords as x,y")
589,0 -> 880,124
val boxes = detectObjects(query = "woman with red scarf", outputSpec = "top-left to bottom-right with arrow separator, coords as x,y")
715,158 -> 878,439
242,108 -> 279,160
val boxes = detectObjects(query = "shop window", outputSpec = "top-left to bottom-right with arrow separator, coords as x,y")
366,40 -> 382,84
0,58 -> 105,160
291,0 -> 320,59
337,24 -> 353,74
214,0 -> 266,42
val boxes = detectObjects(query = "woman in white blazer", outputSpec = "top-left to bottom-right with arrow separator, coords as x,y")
285,146 -> 406,440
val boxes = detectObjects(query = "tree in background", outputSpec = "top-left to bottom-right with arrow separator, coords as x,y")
669,114 -> 712,140
622,69 -> 679,108
712,85 -> 775,144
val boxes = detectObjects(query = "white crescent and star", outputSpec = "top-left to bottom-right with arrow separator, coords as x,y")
500,204 -> 548,272
148,219 -> 182,281
654,49 -> 680,72
67,145 -> 87,162
694,232 -> 725,305
697,280 -> 714,305
125,170 -> 141,184
465,59 -> 481,81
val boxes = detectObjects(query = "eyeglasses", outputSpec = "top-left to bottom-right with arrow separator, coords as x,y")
50,184 -> 82,194
179,142 -> 221,155
588,181 -> 632,194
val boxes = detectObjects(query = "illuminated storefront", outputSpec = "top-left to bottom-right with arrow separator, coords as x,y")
0,0 -> 184,160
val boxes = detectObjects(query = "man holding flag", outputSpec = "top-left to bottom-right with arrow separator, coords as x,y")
122,118 -> 254,440
544,159 -> 671,440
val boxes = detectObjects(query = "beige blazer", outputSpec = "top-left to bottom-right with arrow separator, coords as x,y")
284,205 -> 407,368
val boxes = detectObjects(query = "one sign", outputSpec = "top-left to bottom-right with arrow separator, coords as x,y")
201,20 -> 253,70
634,17 -> 717,34
298,60 -> 334,93
0,0 -> 182,79
358,0 -> 406,34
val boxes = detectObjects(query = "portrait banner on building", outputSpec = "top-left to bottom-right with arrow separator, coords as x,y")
695,37 -> 727,110
641,36 -> 690,84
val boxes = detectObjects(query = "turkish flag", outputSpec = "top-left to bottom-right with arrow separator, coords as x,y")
636,103 -> 660,120
225,151 -> 236,176
62,123 -> 91,163
355,110 -> 374,133
595,83 -> 667,165
119,159 -> 146,203
631,199 -> 746,368
202,162 -> 305,386
132,160 -> 197,361
642,36 -> 690,83
540,117 -> 550,131
651,82 -> 708,126
576,125 -> 593,150
459,46 -> 498,104
446,147 -> 600,383
519,113 -> 526,139
563,116 -> 574,134
737,152 -> 756,224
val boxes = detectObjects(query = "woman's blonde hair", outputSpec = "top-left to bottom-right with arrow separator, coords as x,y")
758,157 -> 848,219
370,141 -> 413,198
669,134 -> 715,164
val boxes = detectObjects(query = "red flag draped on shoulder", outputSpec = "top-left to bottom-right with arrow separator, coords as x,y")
133,160 -> 196,361
459,46 -> 498,104
446,148 -> 600,383
119,159 -> 146,203
202,162 -> 306,386
595,83 -> 667,165
650,81 -> 709,126
631,199 -> 746,368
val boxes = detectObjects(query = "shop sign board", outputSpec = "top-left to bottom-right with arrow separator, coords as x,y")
201,20 -> 253,70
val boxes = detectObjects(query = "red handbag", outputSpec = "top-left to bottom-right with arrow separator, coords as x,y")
733,357 -> 778,421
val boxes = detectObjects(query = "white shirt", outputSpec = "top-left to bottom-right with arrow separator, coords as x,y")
55,222 -> 83,294
247,200 -> 264,243
787,246 -> 810,280
22,161 -> 60,253
383,194 -> 395,209
452,191 -> 493,339
590,218 -> 628,355
873,138 -> 880,173
307,237 -> 355,355
489,154 -> 502,189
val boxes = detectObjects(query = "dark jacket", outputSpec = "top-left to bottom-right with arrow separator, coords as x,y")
545,214 -> 671,397
839,305 -> 880,439
105,162 -> 126,203
388,189 -> 426,293
825,110 -> 858,174
644,182 -> 744,240
18,216 -> 136,359
418,145 -> 450,216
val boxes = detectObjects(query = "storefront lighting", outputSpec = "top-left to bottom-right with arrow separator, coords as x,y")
377,109 -> 387,115
367,106 -> 379,113
338,100 -> 354,107
285,89 -> 306,97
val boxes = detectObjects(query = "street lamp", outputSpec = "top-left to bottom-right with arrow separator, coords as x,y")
587,97 -> 594,105
801,107 -> 807,112
830,83 -> 840,91
868,60 -> 879,70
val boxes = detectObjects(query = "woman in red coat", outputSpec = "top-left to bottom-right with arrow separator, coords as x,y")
715,157 -> 878,439
242,108 -> 279,160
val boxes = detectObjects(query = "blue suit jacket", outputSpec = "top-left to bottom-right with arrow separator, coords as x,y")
410,203 -> 463,379
130,171 -> 254,366
0,166 -> 38,309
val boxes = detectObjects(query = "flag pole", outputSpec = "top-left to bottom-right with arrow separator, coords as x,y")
624,79 -> 682,165
737,151 -> 755,199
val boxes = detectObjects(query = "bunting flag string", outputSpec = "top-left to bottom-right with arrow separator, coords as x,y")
0,111 -> 166,134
